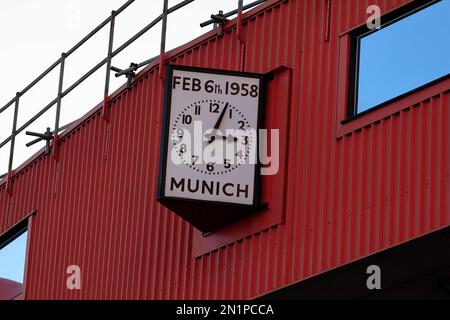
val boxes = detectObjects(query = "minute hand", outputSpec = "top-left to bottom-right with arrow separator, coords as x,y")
213,103 -> 229,130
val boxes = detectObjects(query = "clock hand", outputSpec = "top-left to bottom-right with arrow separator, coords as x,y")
226,135 -> 238,142
213,102 -> 229,130
205,133 -> 238,142
208,103 -> 229,144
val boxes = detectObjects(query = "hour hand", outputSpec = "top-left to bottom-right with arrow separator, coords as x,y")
205,133 -> 238,143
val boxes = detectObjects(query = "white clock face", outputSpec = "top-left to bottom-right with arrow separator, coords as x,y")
162,67 -> 262,206
171,99 -> 253,175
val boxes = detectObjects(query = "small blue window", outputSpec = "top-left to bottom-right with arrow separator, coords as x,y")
0,229 -> 28,283
354,0 -> 450,114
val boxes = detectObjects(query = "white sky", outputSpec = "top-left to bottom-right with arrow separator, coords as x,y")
0,0 -> 256,175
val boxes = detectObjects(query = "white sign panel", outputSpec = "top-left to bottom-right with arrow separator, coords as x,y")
159,66 -> 264,206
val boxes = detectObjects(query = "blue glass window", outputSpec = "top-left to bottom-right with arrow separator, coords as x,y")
355,0 -> 450,114
0,230 -> 28,283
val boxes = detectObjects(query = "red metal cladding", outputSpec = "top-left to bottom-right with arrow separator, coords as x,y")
0,0 -> 449,299
0,278 -> 23,300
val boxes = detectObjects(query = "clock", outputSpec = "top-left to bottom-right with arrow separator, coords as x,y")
158,65 -> 265,231
171,98 -> 252,175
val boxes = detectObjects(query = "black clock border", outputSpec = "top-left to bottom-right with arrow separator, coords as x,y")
157,64 -> 268,231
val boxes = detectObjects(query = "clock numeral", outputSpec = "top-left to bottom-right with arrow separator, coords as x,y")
238,120 -> 245,130
236,150 -> 243,158
241,83 -> 249,96
180,144 -> 187,153
209,103 -> 220,113
250,85 -> 259,98
242,136 -> 249,145
176,129 -> 184,139
194,105 -> 201,115
207,162 -> 215,172
192,155 -> 199,164
230,82 -> 240,95
229,108 -> 233,119
182,114 -> 192,124
224,159 -> 231,169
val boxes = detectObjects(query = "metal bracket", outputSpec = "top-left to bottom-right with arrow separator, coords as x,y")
26,127 -> 54,155
111,57 -> 156,89
111,63 -> 137,89
211,10 -> 229,25
210,10 -> 228,36
200,1 -> 267,29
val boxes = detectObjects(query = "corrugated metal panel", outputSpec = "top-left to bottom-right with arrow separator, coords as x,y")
0,0 -> 449,299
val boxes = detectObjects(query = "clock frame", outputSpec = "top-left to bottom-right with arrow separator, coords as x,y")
157,65 -> 266,232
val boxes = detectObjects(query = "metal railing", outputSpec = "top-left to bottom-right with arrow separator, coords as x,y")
0,0 -> 267,188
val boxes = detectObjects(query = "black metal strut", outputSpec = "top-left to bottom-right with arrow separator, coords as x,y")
111,57 -> 157,88
26,127 -> 53,155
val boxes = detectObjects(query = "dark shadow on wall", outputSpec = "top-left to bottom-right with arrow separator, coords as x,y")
259,226 -> 450,300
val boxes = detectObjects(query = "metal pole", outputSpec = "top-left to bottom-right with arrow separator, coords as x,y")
105,11 -> 116,98
0,1 -> 135,117
55,53 -> 65,133
7,93 -> 20,194
0,97 -> 18,115
237,0 -> 246,71
103,10 -> 116,122
159,0 -> 169,80
53,53 -> 65,160
0,0 -> 197,152
237,0 -> 243,39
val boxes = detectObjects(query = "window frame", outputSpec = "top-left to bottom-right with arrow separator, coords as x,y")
0,211 -> 35,299
346,0 -> 444,120
0,222 -> 27,253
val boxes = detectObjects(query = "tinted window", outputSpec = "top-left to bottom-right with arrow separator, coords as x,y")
0,230 -> 28,283
356,0 -> 450,114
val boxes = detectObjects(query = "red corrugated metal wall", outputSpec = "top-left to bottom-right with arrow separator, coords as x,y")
1,0 -> 449,299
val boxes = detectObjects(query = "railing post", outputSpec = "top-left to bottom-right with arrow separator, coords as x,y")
237,0 -> 243,41
159,0 -> 169,81
6,92 -> 20,195
237,0 -> 246,71
53,53 -> 66,161
103,10 -> 116,123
